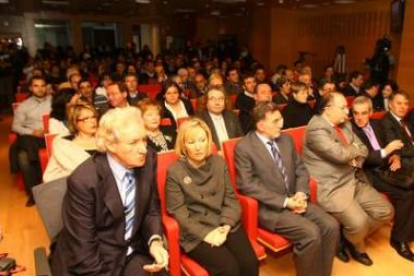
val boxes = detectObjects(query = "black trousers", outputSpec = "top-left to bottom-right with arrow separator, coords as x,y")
187,227 -> 259,276
15,135 -> 45,196
368,171 -> 414,242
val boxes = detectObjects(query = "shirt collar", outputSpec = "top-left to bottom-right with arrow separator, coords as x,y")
390,110 -> 403,122
208,112 -> 224,120
244,91 -> 255,98
107,153 -> 133,182
255,131 -> 274,146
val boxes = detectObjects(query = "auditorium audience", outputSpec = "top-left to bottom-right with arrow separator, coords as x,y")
106,81 -> 129,108
197,88 -> 243,150
124,73 -> 148,106
158,80 -> 194,130
11,76 -> 52,207
351,96 -> 414,261
303,92 -> 393,266
166,118 -> 259,276
272,77 -> 291,105
235,102 -> 339,276
43,102 -> 98,182
282,81 -> 314,129
343,71 -> 364,97
48,88 -> 76,135
382,91 -> 414,169
235,74 -> 257,134
137,98 -> 176,153
380,80 -> 399,111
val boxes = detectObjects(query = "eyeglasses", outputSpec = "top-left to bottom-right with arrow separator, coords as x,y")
77,116 -> 97,123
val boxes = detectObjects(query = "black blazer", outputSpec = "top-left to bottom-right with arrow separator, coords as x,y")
197,109 -> 243,149
381,112 -> 414,168
161,98 -> 195,130
50,150 -> 163,276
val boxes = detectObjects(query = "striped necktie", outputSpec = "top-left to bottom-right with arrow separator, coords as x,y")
267,141 -> 289,190
124,171 -> 136,244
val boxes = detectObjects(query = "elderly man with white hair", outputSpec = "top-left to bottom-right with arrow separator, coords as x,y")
50,107 -> 169,276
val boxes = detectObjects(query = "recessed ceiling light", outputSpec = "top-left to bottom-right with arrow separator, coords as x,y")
211,10 -> 221,16
333,0 -> 356,4
301,4 -> 319,8
135,0 -> 150,4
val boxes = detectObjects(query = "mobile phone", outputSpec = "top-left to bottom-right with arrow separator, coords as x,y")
0,257 -> 16,272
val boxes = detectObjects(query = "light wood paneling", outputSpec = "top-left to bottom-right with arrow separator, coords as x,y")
397,0 -> 414,98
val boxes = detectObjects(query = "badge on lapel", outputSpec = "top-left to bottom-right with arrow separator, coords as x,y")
183,176 -> 192,185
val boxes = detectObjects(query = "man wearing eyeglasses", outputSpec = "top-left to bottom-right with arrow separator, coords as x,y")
303,92 -> 393,266
50,107 -> 169,276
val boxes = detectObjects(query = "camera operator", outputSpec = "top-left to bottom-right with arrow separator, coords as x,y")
367,36 -> 395,85
0,225 -> 25,275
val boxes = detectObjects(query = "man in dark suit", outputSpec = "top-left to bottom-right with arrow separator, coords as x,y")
235,102 -> 339,276
381,91 -> 414,169
342,71 -> 364,97
197,88 -> 243,150
352,96 -> 414,261
50,107 -> 169,276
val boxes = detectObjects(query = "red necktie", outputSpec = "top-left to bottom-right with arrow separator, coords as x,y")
334,125 -> 349,145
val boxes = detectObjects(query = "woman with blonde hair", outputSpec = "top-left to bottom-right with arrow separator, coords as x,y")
43,102 -> 98,182
165,118 -> 258,276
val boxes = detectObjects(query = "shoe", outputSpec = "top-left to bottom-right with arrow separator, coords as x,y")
336,248 -> 350,263
390,240 -> 414,262
25,197 -> 35,207
343,238 -> 373,266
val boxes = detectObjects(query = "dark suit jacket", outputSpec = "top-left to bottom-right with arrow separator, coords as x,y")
352,120 -> 388,169
128,92 -> 148,106
342,84 -> 359,97
235,132 -> 310,230
197,110 -> 243,149
50,150 -> 163,276
381,112 -> 414,168
235,93 -> 255,134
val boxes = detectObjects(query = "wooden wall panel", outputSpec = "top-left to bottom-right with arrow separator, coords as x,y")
396,0 -> 414,98
268,0 -> 401,79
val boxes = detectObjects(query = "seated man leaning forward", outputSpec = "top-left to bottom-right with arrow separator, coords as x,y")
50,107 -> 169,276
235,101 -> 339,276
303,92 -> 394,266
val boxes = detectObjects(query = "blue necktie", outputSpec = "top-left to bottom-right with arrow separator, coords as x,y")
124,171 -> 136,243
267,141 -> 289,190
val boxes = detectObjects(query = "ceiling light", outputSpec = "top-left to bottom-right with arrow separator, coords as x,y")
301,4 -> 319,8
42,0 -> 69,5
0,0 -> 9,4
333,0 -> 356,4
135,0 -> 150,4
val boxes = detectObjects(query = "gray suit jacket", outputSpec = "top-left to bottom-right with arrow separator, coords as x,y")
197,109 -> 243,149
235,132 -> 310,231
303,115 -> 368,213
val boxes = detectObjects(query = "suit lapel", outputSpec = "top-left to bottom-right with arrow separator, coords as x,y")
96,155 -> 125,242
223,111 -> 235,137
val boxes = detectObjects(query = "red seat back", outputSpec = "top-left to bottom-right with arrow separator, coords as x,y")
42,114 -> 50,134
45,134 -> 57,158
345,96 -> 355,107
138,84 -> 162,100
283,126 -> 306,156
160,118 -> 173,126
222,138 -> 242,191
370,111 -> 386,120
15,93 -> 30,102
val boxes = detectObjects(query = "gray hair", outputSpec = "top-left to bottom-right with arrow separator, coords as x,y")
96,107 -> 143,152
352,96 -> 373,112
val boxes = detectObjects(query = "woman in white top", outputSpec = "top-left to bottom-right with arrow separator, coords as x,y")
43,102 -> 98,182
159,80 -> 194,130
